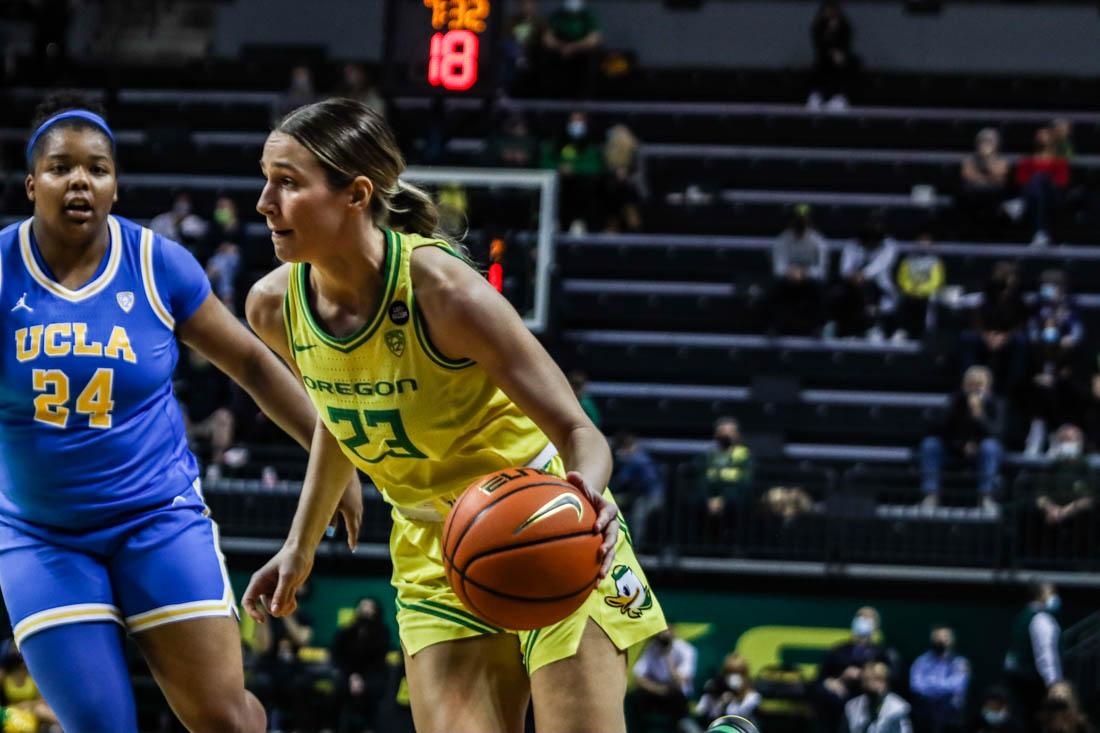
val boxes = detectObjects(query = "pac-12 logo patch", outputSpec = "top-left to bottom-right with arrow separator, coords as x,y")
389,300 -> 410,325
385,330 -> 406,357
604,565 -> 653,619
116,291 -> 135,313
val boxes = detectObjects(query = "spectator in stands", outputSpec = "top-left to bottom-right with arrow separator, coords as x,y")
816,607 -> 892,731
541,0 -> 603,98
895,231 -> 945,341
632,628 -> 697,733
149,191 -> 208,252
959,128 -> 1010,237
280,64 -> 317,119
1050,119 -> 1075,160
830,212 -> 898,338
963,261 -> 1029,395
970,686 -> 1024,733
1004,581 -> 1063,727
1024,271 -> 1085,455
568,369 -> 601,429
1037,682 -> 1093,733
1016,127 -> 1070,247
337,63 -> 385,119
698,417 -> 754,545
488,114 -> 538,167
209,195 -> 242,247
770,204 -> 828,335
331,597 -> 390,733
541,112 -> 604,232
502,0 -> 546,94
808,0 -> 860,112
602,124 -> 644,233
206,241 -> 241,312
909,626 -> 970,733
1036,424 -> 1095,525
844,662 -> 913,733
919,365 -> 1004,510
611,432 -> 665,549
694,653 -> 762,730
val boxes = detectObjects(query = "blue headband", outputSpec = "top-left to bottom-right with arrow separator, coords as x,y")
25,110 -> 116,165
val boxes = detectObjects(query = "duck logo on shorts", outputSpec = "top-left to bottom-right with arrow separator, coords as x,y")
604,564 -> 653,619
385,329 -> 406,357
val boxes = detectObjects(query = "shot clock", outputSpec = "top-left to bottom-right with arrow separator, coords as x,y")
384,0 -> 503,95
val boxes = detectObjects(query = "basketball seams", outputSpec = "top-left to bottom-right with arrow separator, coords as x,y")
445,478 -> 578,573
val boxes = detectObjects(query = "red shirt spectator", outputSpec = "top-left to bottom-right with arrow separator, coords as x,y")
1016,156 -> 1069,189
1016,127 -> 1069,189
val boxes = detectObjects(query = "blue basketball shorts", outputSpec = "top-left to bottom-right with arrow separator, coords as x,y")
0,479 -> 236,647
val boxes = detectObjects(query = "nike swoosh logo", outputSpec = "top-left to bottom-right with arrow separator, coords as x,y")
292,341 -> 317,352
513,493 -> 585,535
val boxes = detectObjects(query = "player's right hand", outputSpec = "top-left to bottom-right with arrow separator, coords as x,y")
241,544 -> 314,623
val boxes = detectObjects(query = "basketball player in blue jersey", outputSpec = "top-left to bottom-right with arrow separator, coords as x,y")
0,96 -> 362,733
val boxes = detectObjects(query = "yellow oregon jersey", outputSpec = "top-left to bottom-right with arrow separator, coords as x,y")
283,229 -> 550,512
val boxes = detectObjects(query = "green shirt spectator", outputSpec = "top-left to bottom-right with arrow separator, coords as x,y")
546,3 -> 601,45
568,370 -> 602,430
699,418 -> 754,511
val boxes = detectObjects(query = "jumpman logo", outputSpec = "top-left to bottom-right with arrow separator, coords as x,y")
10,293 -> 32,313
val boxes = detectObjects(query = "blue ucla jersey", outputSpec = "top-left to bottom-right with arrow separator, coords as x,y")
0,215 -> 210,529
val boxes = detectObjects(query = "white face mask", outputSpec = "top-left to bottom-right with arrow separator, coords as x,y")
726,674 -> 744,691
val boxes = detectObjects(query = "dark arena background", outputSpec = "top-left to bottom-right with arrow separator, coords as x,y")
1,0 -> 1099,731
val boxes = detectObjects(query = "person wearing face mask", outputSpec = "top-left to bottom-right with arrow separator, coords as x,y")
1024,272 -> 1084,456
969,686 -> 1024,733
908,626 -> 969,733
844,662 -> 912,733
697,417 -> 754,546
1016,126 -> 1070,247
695,654 -> 762,731
540,111 -> 604,233
1036,424 -> 1096,526
770,204 -> 828,336
815,607 -> 893,732
1005,582 -> 1064,727
149,190 -> 209,251
541,0 -> 603,97
631,628 -> 698,733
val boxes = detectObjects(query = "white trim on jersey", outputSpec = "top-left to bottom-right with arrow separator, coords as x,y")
18,216 -> 122,302
139,226 -> 174,330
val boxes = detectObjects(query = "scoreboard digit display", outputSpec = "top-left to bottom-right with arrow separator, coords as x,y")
384,0 -> 503,95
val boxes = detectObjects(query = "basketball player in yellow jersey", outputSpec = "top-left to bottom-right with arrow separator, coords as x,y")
241,98 -> 666,733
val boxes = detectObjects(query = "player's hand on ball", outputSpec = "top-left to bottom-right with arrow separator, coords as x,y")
242,544 -> 314,622
330,475 -> 363,551
565,471 -> 618,578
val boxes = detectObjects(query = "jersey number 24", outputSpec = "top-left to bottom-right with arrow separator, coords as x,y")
32,368 -> 115,429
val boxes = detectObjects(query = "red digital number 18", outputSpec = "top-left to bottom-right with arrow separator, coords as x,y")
428,30 -> 479,91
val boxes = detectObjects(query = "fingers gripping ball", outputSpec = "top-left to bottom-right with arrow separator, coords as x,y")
707,716 -> 761,733
442,468 -> 603,630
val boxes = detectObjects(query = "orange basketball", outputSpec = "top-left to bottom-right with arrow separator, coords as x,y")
442,467 -> 602,630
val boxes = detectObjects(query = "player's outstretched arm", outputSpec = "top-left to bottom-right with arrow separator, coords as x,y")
412,246 -> 619,576
242,414 -> 357,622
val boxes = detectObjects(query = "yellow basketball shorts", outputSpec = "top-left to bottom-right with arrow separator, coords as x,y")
390,455 -> 666,675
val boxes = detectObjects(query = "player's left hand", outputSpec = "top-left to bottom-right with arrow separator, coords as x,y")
329,475 -> 363,551
241,544 -> 314,622
566,471 -> 618,579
